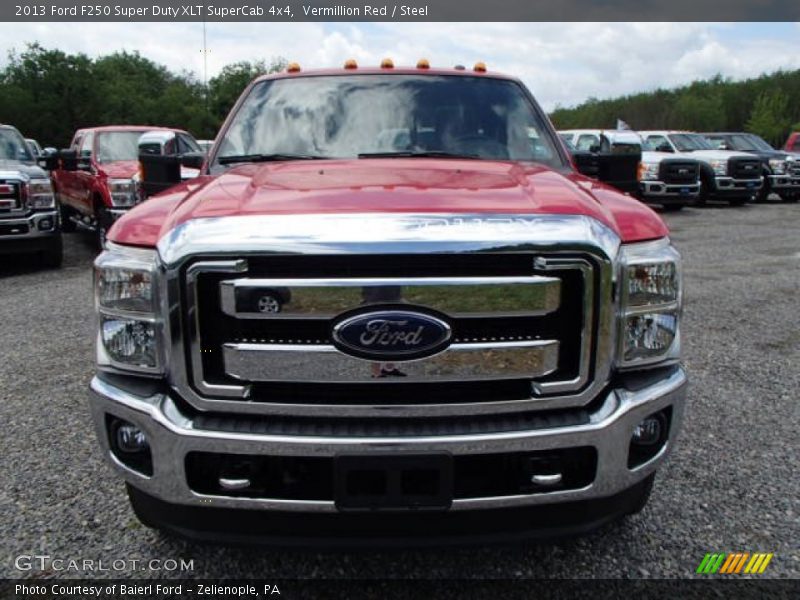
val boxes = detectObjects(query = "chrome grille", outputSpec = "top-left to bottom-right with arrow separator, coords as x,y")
0,179 -> 24,213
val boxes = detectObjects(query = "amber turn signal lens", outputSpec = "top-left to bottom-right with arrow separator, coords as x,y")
286,62 -> 301,73
473,61 -> 487,72
380,58 -> 394,68
416,58 -> 430,69
343,58 -> 358,69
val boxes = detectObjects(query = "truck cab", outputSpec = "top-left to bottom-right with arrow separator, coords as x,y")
639,131 -> 762,206
53,125 -> 192,248
90,62 -> 687,545
0,124 -> 61,267
703,132 -> 799,202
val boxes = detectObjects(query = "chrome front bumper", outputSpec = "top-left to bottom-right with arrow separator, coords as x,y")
90,366 -> 687,513
0,210 -> 59,239
767,173 -> 800,190
713,176 -> 762,192
639,181 -> 700,198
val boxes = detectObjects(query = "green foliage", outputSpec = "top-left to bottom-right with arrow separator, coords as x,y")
0,44 -> 287,147
550,70 -> 800,145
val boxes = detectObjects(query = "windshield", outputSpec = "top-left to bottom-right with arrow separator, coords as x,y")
95,131 -> 146,163
670,134 -> 714,152
742,134 -> 774,152
214,74 -> 564,167
0,128 -> 33,162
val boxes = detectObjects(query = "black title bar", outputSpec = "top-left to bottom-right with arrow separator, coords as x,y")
4,0 -> 800,22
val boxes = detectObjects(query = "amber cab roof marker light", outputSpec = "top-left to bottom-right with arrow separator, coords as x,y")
416,58 -> 431,69
343,59 -> 358,70
286,62 -> 301,73
380,58 -> 395,69
474,62 -> 487,73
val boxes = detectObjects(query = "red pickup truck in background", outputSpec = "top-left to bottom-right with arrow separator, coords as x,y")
784,132 -> 800,154
53,125 -> 200,248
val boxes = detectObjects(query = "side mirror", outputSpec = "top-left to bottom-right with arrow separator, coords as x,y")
57,149 -> 79,171
42,147 -> 57,156
180,152 -> 205,170
138,153 -> 181,199
588,144 -> 601,153
37,154 -> 60,171
573,151 -> 600,178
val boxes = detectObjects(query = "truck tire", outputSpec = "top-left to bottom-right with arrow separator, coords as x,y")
39,235 -> 63,268
778,193 -> 798,203
626,473 -> 656,516
58,195 -> 77,233
95,200 -> 112,251
728,197 -> 748,207
661,204 -> 685,212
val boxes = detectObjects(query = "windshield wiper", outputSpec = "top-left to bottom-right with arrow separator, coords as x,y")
218,153 -> 329,165
357,150 -> 480,159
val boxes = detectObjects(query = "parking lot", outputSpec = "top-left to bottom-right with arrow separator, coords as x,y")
1,201 -> 798,580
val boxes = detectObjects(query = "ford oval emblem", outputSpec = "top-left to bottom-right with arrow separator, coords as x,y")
332,309 -> 452,361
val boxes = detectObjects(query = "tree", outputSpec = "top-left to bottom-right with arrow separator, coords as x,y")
745,90 -> 792,146
207,57 -> 287,122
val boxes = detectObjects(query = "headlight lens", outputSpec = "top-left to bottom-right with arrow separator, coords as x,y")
27,179 -> 55,209
618,239 -> 681,367
94,243 -> 162,374
101,317 -> 158,368
709,159 -> 727,176
638,162 -> 660,181
768,158 -> 786,175
109,179 -> 137,207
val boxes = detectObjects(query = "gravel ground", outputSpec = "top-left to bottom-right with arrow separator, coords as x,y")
1,200 -> 798,581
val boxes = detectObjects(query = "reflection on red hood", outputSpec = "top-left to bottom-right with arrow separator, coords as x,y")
99,160 -> 140,179
109,158 -> 669,247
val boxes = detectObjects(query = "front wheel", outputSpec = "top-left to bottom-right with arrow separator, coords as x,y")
58,196 -> 77,232
729,197 -> 748,207
661,204 -> 685,212
95,205 -> 113,251
778,193 -> 798,203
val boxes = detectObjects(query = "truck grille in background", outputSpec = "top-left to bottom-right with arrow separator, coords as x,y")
0,180 -> 23,212
181,253 -> 600,416
659,160 -> 699,184
728,157 -> 761,179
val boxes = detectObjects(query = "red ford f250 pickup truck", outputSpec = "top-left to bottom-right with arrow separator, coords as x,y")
90,61 -> 687,546
54,125 -> 198,248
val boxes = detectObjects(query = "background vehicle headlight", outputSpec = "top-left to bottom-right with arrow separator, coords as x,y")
94,243 -> 163,374
27,179 -> 55,209
618,239 -> 681,367
109,179 -> 137,207
768,158 -> 786,175
709,160 -> 727,176
638,162 -> 660,181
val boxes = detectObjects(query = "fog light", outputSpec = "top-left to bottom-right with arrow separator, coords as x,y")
628,409 -> 670,469
38,218 -> 53,231
632,416 -> 663,446
115,423 -> 149,453
107,416 -> 153,476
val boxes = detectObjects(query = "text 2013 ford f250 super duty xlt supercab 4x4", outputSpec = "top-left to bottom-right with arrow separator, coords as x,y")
89,61 -> 687,546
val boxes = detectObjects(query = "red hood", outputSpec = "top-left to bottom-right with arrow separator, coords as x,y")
109,159 -> 668,247
99,160 -> 140,179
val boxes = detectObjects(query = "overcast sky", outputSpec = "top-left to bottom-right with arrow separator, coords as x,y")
3,22 -> 799,110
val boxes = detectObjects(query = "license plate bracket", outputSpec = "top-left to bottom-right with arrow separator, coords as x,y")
334,453 -> 453,512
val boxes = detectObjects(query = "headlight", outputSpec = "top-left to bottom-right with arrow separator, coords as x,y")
27,179 -> 55,209
109,178 -> 137,207
638,162 -> 660,181
768,158 -> 786,175
618,239 -> 681,368
708,159 -> 727,176
94,243 -> 163,374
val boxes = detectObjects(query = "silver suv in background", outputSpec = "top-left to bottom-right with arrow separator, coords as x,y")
639,131 -> 762,206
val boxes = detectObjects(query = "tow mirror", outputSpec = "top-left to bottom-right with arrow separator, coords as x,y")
57,149 -> 79,171
573,151 -> 600,178
37,153 -> 60,171
180,152 -> 205,170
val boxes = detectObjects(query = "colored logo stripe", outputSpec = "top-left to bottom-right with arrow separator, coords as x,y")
697,553 -> 773,574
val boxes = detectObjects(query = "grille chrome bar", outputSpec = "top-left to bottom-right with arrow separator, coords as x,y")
223,340 -> 560,383
220,275 -> 562,319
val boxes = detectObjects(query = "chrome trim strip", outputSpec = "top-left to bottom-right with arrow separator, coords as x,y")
223,339 -> 560,383
220,275 -> 562,319
89,366 -> 687,512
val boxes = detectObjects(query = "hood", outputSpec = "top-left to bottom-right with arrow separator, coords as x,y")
684,149 -> 758,161
98,160 -> 140,179
0,159 -> 48,180
109,158 -> 668,248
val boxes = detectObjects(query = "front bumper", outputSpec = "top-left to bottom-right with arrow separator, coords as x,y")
89,365 -> 687,538
711,176 -> 762,196
766,173 -> 800,191
639,181 -> 700,203
0,210 -> 60,254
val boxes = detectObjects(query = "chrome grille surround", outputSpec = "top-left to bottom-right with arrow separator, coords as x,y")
156,213 -> 620,417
